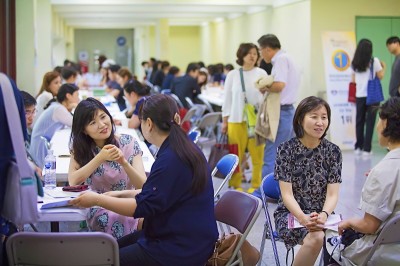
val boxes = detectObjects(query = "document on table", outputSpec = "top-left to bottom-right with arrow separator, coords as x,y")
288,213 -> 342,231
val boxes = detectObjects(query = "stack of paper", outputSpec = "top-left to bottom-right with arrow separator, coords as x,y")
288,213 -> 342,231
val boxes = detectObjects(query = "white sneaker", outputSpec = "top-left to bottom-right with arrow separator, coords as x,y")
354,148 -> 361,155
362,151 -> 373,157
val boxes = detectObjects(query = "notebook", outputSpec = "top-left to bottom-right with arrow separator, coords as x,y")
288,213 -> 342,231
40,200 -> 72,209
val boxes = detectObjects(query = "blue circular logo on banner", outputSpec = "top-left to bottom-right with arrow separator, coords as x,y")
117,36 -> 126,46
331,50 -> 350,71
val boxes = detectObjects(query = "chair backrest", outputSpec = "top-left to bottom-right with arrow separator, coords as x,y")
361,214 -> 400,266
197,94 -> 215,112
188,128 -> 201,144
170,93 -> 184,109
215,190 -> 261,234
197,112 -> 222,138
6,232 -> 120,266
260,172 -> 281,201
185,96 -> 195,108
212,154 -> 239,198
214,190 -> 262,265
181,106 -> 199,124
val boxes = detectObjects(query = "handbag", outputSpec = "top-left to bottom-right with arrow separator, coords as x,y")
366,59 -> 384,105
0,73 -> 39,226
208,135 -> 239,178
348,82 -> 356,103
207,233 -> 260,266
239,68 -> 257,138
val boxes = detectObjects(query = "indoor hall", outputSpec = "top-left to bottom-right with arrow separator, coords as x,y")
1,0 -> 400,265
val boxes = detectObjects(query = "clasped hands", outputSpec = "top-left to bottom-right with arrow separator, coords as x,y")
300,212 -> 328,232
98,144 -> 126,165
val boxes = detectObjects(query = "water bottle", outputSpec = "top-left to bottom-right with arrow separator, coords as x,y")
44,150 -> 56,189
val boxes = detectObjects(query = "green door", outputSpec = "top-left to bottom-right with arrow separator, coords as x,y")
356,17 -> 400,145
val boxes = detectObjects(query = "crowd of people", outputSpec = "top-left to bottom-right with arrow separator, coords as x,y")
0,34 -> 400,266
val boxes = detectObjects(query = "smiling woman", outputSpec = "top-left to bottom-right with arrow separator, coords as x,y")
273,96 -> 342,266
68,97 -> 147,239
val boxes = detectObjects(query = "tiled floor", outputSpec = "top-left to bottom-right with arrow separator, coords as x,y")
28,143 -> 387,266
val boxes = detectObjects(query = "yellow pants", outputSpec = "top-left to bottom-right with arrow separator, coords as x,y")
227,122 -> 264,189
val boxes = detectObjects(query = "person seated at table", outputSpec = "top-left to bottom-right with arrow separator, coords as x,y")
68,97 -> 147,239
35,71 -> 62,123
29,83 -> 79,168
20,91 -> 37,148
171,62 -> 200,108
71,94 -> 218,266
61,66 -> 78,85
161,66 -> 180,91
116,67 -> 133,89
327,97 -> 400,265
123,80 -> 150,129
198,67 -> 208,92
152,60 -> 170,88
274,96 -> 342,266
106,64 -> 126,112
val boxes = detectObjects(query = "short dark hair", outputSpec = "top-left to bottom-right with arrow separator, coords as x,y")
293,96 -> 331,139
124,80 -> 151,96
161,61 -> 170,70
20,91 -> 36,107
44,83 -> 79,110
379,97 -> 400,143
224,64 -> 234,71
186,62 -> 200,74
61,66 -> 77,80
168,66 -> 180,75
236,43 -> 259,66
386,36 -> 400,45
109,64 -> 121,73
258,34 -> 281,49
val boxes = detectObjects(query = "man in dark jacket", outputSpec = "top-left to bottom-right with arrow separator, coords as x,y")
171,62 -> 200,109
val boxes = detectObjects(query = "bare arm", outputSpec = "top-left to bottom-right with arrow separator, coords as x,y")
338,212 -> 381,235
376,60 -> 386,80
110,89 -> 120,98
221,116 -> 229,134
351,73 -> 355,83
321,183 -> 340,215
280,181 -> 308,223
128,114 -> 141,129
70,191 -> 137,217
104,189 -> 142,198
259,81 -> 285,93
118,152 -> 146,189
68,153 -> 104,185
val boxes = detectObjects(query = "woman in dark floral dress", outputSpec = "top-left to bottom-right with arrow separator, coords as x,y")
68,98 -> 147,239
274,96 -> 342,266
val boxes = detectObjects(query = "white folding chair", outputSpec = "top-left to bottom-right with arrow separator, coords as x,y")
6,232 -> 120,266
196,112 -> 222,149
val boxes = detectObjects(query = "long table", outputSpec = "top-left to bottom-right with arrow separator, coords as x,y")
51,127 -> 154,182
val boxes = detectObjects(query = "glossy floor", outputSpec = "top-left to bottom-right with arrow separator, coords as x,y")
27,144 -> 387,266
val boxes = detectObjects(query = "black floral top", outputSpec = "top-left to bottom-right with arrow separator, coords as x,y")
273,137 -> 342,249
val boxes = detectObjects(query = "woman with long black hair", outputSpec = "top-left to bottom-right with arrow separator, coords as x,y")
71,94 -> 218,266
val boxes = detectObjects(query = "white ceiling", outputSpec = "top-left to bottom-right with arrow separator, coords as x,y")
51,0 -> 304,28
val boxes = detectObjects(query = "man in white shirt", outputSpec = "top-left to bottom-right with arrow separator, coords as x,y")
258,34 -> 300,177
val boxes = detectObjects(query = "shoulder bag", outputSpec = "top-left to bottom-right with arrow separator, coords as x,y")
366,58 -> 384,105
239,68 -> 257,138
0,73 -> 39,226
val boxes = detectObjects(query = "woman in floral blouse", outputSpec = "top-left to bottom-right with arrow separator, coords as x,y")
68,98 -> 146,239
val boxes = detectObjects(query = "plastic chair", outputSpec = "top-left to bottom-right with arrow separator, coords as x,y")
181,106 -> 199,126
6,232 -> 120,266
196,112 -> 222,148
360,214 -> 400,266
197,94 -> 215,113
258,173 -> 281,266
170,93 -> 185,109
212,154 -> 239,199
214,190 -> 262,266
188,128 -> 201,144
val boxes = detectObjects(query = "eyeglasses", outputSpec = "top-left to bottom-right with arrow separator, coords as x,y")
25,109 -> 37,117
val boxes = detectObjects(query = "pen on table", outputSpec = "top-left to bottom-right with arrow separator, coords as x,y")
37,201 -> 43,203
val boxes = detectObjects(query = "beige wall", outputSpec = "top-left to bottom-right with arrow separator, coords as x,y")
74,29 -> 134,72
168,26 -> 201,71
311,0 -> 400,97
270,0 -> 310,102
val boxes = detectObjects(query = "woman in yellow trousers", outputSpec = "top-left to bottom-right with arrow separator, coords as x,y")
227,122 -> 264,192
221,42 -> 268,192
